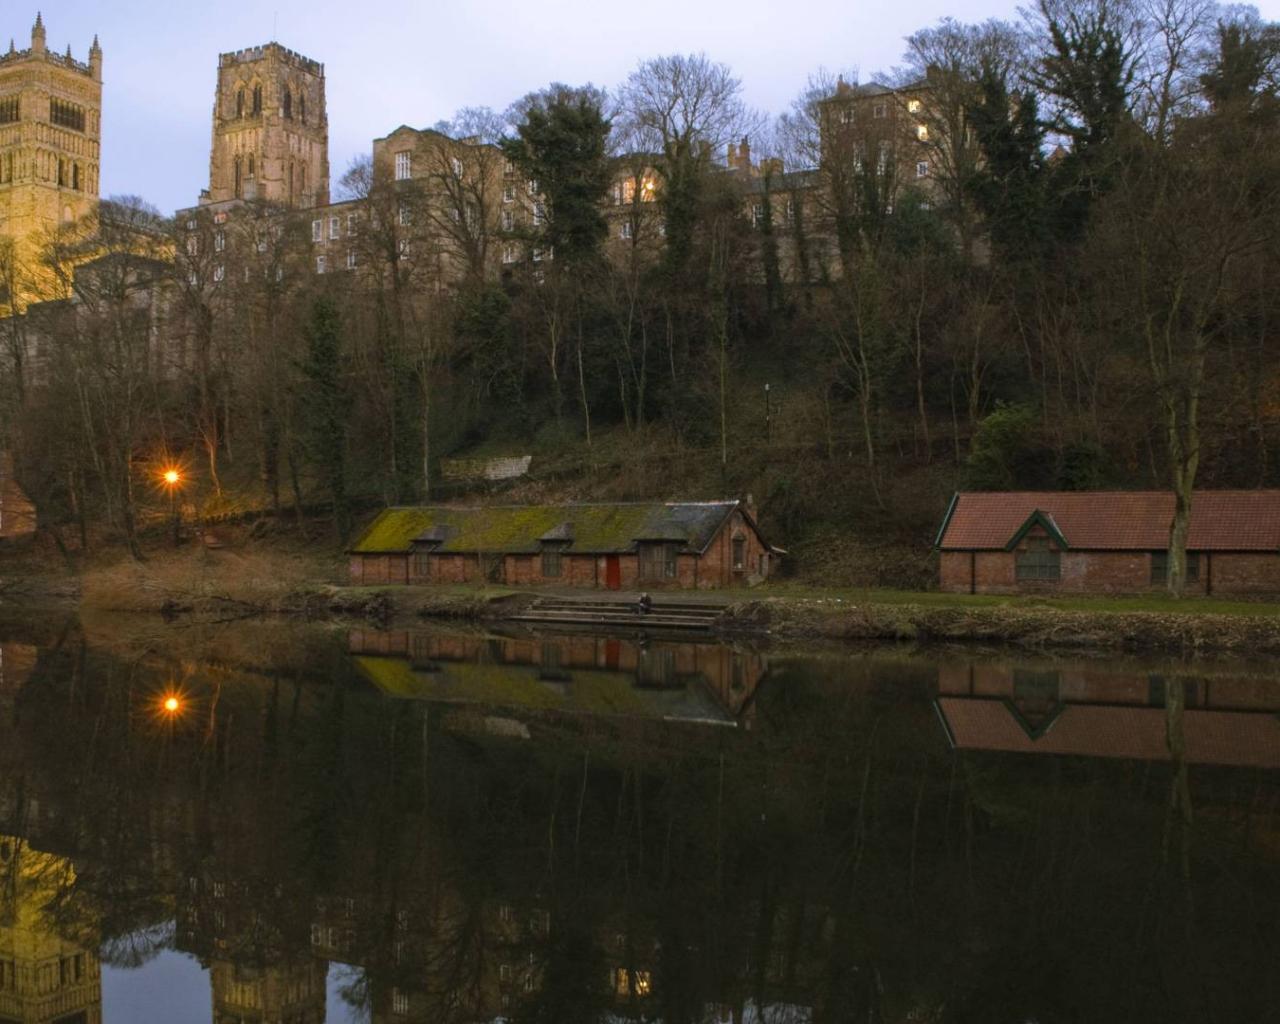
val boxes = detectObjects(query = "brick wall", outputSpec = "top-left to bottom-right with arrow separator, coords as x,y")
940,547 -> 1280,595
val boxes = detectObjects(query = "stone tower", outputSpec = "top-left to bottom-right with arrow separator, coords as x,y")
205,43 -> 328,208
0,14 -> 102,306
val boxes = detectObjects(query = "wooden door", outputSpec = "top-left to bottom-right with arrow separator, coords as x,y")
605,555 -> 621,590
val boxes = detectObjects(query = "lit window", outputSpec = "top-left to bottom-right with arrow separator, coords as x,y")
311,219 -> 322,242
907,98 -> 921,113
621,179 -> 636,204
916,161 -> 929,178
395,151 -> 412,180
620,220 -> 632,240
316,255 -> 326,274
329,216 -> 340,239
214,211 -> 228,225
916,123 -> 929,141
641,178 -> 656,201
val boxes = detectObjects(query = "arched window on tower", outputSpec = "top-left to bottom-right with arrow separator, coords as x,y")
248,153 -> 255,177
301,164 -> 308,194
252,85 -> 262,116
236,87 -> 245,118
283,88 -> 292,120
288,161 -> 295,204
234,155 -> 242,198
299,94 -> 306,124
57,159 -> 65,187
72,163 -> 81,190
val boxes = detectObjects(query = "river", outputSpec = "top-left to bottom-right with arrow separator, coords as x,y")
0,615 -> 1277,1023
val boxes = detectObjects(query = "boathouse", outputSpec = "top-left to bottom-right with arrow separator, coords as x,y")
935,490 -> 1280,596
348,500 -> 777,590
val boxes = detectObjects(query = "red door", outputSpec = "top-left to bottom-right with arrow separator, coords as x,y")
605,555 -> 621,590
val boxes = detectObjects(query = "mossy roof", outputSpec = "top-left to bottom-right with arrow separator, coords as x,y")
349,501 -> 748,555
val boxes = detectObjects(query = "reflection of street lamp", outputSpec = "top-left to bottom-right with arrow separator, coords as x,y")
160,467 -> 183,546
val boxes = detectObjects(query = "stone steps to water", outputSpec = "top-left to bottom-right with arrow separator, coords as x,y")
509,597 -> 725,631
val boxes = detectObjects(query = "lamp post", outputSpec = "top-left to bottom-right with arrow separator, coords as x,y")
162,468 -> 182,546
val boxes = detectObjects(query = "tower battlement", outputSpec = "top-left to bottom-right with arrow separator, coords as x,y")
219,43 -> 323,78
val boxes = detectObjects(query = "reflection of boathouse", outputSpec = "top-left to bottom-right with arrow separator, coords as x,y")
935,661 -> 1280,767
348,630 -> 765,727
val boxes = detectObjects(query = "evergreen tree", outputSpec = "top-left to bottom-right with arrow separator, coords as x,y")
300,294 -> 351,538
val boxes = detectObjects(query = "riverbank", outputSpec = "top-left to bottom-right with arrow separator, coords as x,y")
4,536 -> 1280,654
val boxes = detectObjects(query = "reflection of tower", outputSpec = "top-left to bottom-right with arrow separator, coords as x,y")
0,835 -> 103,1023
0,15 -> 102,308
204,43 -> 328,208
209,958 -> 328,1024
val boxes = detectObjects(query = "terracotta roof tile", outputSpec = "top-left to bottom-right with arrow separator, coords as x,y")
938,490 -> 1280,551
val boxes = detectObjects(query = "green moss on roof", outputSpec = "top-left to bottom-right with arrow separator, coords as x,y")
349,502 -> 745,555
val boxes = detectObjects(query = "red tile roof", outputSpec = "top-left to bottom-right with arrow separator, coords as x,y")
937,491 -> 1280,551
936,698 -> 1280,768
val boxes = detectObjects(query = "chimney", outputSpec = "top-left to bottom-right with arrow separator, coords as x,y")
737,136 -> 751,173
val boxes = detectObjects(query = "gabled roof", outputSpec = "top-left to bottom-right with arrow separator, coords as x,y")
350,501 -> 769,555
936,491 -> 1280,552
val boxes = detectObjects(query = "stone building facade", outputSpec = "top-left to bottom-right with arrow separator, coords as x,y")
0,14 -> 101,310
204,43 -> 329,208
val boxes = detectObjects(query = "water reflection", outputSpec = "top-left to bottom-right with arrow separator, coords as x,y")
0,623 -> 1276,1022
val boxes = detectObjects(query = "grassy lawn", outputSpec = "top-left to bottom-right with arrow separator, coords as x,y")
739,582 -> 1280,617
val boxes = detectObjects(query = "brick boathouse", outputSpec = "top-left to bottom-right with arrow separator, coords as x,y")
936,490 -> 1280,596
348,501 -> 777,590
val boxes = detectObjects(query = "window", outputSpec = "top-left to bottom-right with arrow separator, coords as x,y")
275,265 -> 284,282
252,84 -> 263,115
213,263 -> 225,282
732,537 -> 746,570
1151,551 -> 1199,585
413,548 -> 431,576
236,87 -> 245,118
50,98 -> 86,132
283,87 -> 293,119
907,98 -> 922,113
399,203 -> 412,227
752,203 -> 764,227
398,238 -> 410,258
541,543 -> 564,578
186,235 -> 199,256
503,183 -> 516,203
329,216 -> 340,239
214,229 -> 225,252
316,255 -> 326,274
620,220 -> 632,240
187,270 -> 199,287
392,988 -> 410,1015
638,542 -> 678,581
346,250 -> 357,270
312,219 -> 322,242
395,151 -> 412,180
300,93 -> 307,123
347,213 -> 358,235
1015,537 -> 1060,582
501,210 -> 515,232
451,156 -> 463,178
532,246 -> 545,262
503,244 -> 518,264
916,123 -> 929,141
873,101 -> 887,118
916,161 -> 929,178
533,201 -> 546,226
620,179 -> 636,204
527,178 -> 539,195
0,96 -> 17,125
247,152 -> 255,176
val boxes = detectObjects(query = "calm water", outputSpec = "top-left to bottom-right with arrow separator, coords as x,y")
0,616 -> 1277,1024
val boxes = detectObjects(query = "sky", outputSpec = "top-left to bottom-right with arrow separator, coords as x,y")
11,0 -> 1280,214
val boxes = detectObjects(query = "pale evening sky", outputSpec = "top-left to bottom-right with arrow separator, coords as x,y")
8,0 -> 1279,214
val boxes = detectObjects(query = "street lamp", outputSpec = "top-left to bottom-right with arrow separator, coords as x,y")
160,466 -> 183,546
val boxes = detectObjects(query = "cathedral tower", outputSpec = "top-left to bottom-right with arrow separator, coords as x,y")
205,43 -> 329,208
0,14 -> 102,306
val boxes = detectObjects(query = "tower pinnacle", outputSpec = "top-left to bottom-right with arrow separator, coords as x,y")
31,12 -> 46,53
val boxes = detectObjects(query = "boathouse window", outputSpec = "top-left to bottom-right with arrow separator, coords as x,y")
638,542 -> 679,581
541,542 -> 565,578
1151,551 -> 1199,585
732,536 -> 746,571
1015,536 -> 1060,581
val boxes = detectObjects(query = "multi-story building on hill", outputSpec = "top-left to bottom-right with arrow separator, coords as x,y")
0,14 -> 101,311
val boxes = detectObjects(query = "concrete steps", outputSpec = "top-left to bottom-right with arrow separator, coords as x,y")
509,597 -> 725,631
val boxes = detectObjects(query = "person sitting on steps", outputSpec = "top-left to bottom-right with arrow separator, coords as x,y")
636,592 -> 652,616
